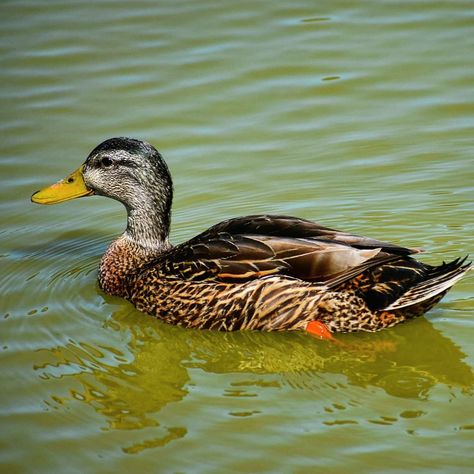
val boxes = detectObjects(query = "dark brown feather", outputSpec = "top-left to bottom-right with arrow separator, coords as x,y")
141,215 -> 419,287
193,215 -> 421,255
151,233 -> 388,284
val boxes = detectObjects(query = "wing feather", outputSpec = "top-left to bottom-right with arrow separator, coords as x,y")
149,215 -> 417,284
193,215 -> 421,255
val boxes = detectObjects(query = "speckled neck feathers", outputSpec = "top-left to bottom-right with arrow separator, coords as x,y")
106,168 -> 173,296
99,236 -> 170,297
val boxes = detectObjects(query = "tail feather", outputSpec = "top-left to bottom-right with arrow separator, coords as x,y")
384,256 -> 471,310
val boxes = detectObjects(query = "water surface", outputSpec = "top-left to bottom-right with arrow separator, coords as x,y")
1,1 -> 473,473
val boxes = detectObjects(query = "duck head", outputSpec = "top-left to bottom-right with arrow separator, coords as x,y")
32,137 -> 174,247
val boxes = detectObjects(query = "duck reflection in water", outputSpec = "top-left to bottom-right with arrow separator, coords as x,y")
34,302 -> 473,452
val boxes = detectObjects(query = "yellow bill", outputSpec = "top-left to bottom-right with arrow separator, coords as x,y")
31,165 -> 94,205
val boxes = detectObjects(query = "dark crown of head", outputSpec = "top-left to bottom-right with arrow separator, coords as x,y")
88,137 -> 159,160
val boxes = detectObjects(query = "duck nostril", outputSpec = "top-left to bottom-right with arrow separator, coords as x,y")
67,177 -> 74,183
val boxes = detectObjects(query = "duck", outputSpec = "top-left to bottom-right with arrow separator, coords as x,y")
31,137 -> 471,339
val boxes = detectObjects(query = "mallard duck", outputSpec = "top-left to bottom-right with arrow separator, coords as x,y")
31,138 -> 470,338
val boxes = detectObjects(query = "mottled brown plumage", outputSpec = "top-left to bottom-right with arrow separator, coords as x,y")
31,138 -> 471,335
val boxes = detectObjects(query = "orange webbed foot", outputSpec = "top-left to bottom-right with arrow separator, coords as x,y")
305,321 -> 336,341
305,321 -> 347,347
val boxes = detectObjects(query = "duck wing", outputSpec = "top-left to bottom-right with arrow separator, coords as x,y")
197,215 -> 420,256
153,215 -> 415,285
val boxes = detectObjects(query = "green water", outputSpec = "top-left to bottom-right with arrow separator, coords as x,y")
1,1 -> 473,472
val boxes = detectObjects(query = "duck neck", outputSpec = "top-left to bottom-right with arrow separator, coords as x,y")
99,198 -> 173,298
124,192 -> 172,252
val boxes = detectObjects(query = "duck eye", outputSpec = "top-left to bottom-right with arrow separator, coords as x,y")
101,157 -> 113,168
